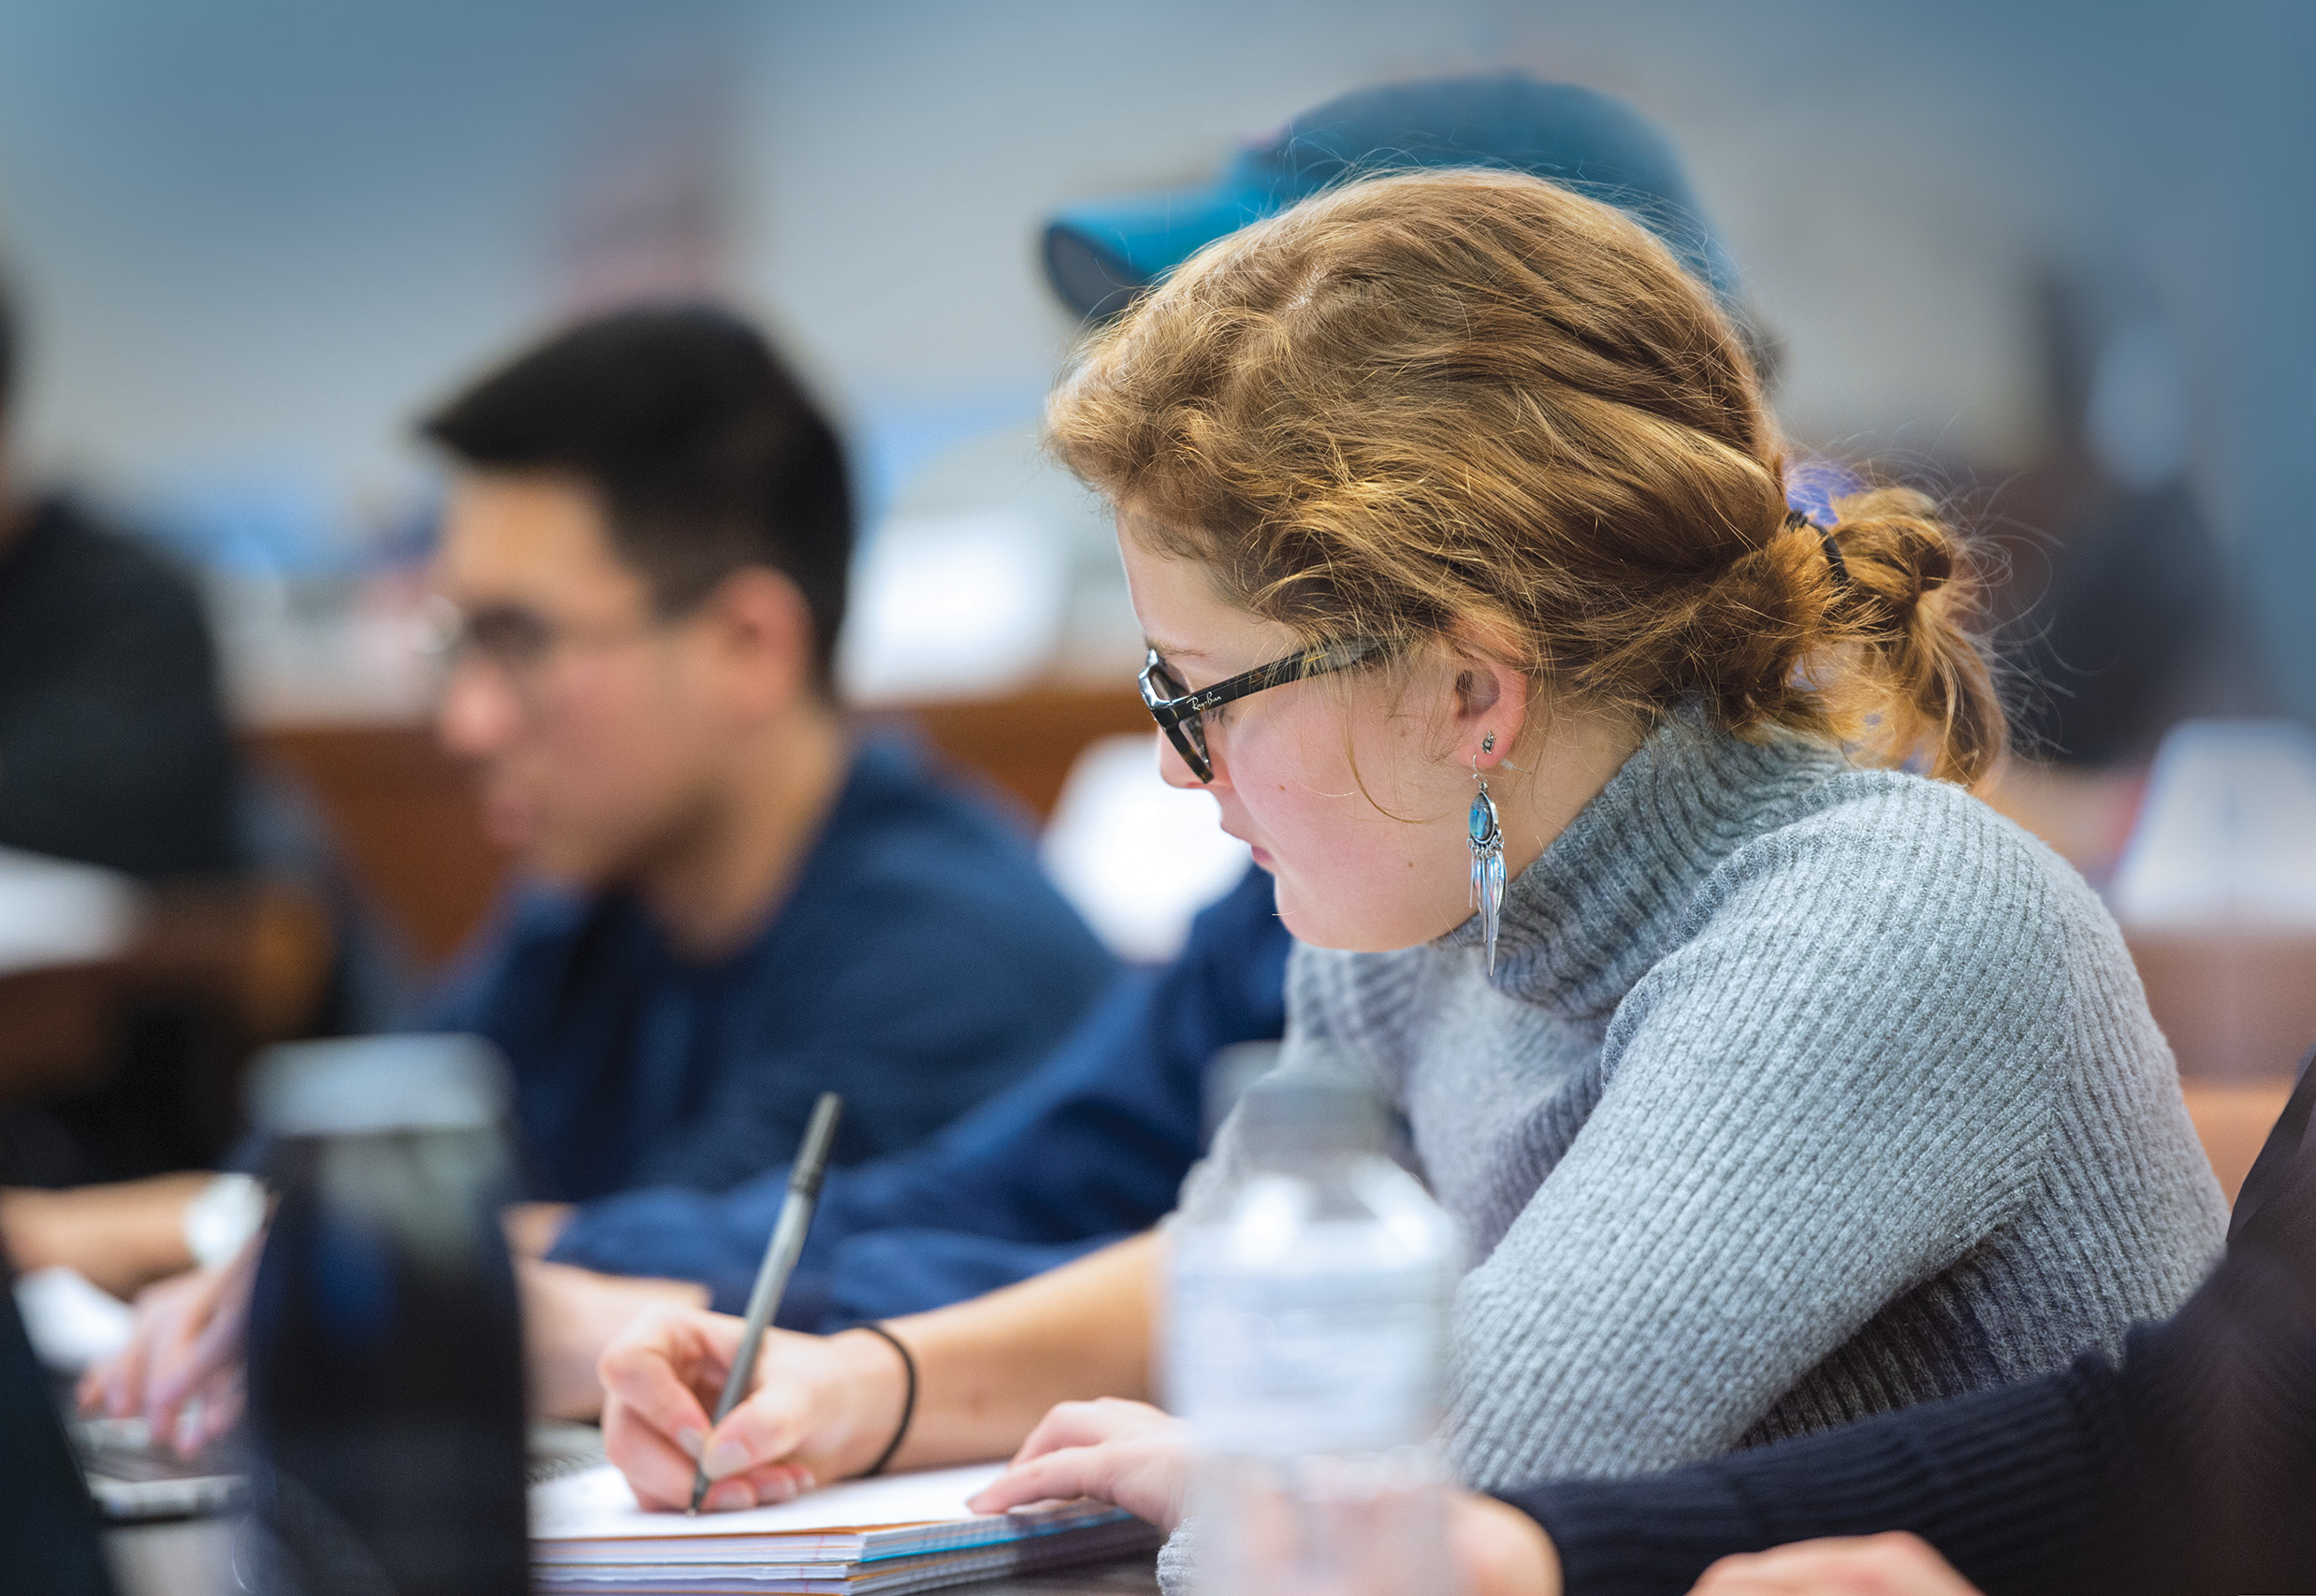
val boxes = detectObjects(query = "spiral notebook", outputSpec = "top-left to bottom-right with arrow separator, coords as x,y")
531,1460 -> 1158,1594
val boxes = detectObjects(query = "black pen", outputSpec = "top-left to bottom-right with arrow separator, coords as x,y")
688,1091 -> 844,1514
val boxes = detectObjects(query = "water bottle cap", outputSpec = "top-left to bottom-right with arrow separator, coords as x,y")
1232,1072 -> 1387,1162
248,1034 -> 512,1137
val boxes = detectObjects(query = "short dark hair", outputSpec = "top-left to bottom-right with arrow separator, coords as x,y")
421,305 -> 852,687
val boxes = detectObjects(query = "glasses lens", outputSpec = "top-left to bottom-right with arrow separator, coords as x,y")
1175,707 -> 1211,776
1143,654 -> 1213,780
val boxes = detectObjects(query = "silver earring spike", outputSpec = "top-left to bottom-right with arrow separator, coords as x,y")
1469,744 -> 1505,976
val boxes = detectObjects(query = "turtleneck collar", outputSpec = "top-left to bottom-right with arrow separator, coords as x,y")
1437,705 -> 1850,1025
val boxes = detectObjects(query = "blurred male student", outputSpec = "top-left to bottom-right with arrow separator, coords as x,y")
41,306 -> 1115,1304
412,306 -> 1111,1197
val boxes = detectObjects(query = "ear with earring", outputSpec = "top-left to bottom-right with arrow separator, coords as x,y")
1469,731 -> 1506,974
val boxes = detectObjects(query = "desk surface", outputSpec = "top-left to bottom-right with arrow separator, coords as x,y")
104,1517 -> 1161,1596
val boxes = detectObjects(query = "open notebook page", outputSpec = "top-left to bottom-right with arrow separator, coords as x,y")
532,1463 -> 1159,1594
533,1463 -> 1012,1543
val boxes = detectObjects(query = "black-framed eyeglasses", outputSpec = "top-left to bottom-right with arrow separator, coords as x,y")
1140,639 -> 1389,783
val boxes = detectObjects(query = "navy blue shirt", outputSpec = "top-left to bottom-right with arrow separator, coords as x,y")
547,864 -> 1292,1321
425,738 -> 1117,1201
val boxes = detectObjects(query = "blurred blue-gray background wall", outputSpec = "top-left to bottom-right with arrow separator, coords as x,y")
0,0 -> 2307,713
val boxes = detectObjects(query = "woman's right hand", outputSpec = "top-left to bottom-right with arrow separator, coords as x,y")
966,1399 -> 1194,1529
966,1401 -> 1566,1596
77,1232 -> 261,1456
597,1306 -> 910,1513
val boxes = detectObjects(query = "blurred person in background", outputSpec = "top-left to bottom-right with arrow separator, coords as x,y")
1984,285 -> 2254,877
0,272 -> 238,882
68,306 -> 1116,1423
84,70 -> 1789,1436
411,306 -> 1112,1191
0,264 -> 253,1293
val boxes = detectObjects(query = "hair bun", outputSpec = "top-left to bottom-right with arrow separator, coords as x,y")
1810,485 -> 1999,784
1910,536 -> 1953,597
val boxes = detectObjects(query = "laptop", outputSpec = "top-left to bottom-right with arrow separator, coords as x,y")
72,1410 -> 610,1522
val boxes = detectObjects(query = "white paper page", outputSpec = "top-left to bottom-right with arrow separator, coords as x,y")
532,1462 -> 1008,1542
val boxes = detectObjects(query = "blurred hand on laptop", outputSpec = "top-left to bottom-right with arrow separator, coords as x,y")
78,1234 -> 256,1457
82,1238 -> 706,1449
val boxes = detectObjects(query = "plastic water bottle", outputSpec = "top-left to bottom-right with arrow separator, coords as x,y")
241,1036 -> 530,1596
1166,1069 -> 1462,1596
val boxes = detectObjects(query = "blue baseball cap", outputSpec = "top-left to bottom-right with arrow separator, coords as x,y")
1044,73 -> 1743,323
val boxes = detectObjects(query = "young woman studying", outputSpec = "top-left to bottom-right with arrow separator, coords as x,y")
595,169 -> 2225,1525
970,1043 -> 2316,1596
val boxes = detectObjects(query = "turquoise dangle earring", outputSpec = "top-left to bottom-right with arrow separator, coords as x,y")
1469,732 -> 1506,974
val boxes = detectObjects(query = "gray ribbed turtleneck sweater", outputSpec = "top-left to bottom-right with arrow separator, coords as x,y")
1181,710 -> 2224,1507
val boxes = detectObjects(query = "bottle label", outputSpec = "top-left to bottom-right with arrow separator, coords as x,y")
1167,1256 -> 1448,1455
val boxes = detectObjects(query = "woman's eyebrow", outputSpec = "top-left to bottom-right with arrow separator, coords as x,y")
1145,638 -> 1208,660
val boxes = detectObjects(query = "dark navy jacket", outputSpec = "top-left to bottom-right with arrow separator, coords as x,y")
426,738 -> 1116,1201
546,865 -> 1292,1323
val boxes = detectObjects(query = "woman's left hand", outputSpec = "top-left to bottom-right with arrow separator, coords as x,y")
965,1399 -> 1194,1530
1688,1533 -> 1981,1595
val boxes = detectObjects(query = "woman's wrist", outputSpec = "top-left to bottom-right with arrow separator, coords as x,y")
828,1325 -> 914,1479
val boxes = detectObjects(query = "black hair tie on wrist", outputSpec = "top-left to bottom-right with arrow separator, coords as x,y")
1786,507 -> 1849,587
852,1322 -> 916,1478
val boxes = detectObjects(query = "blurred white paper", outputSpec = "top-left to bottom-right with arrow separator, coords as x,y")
1041,734 -> 1252,964
0,847 -> 138,975
2110,720 -> 2316,928
13,1266 -> 134,1372
532,1461 -> 1008,1541
838,510 -> 1066,703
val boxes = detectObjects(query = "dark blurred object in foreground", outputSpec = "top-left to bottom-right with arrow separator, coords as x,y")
244,1036 -> 529,1596
0,1265 -> 117,1594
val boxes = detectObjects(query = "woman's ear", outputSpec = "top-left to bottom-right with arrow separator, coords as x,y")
1449,651 -> 1529,771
